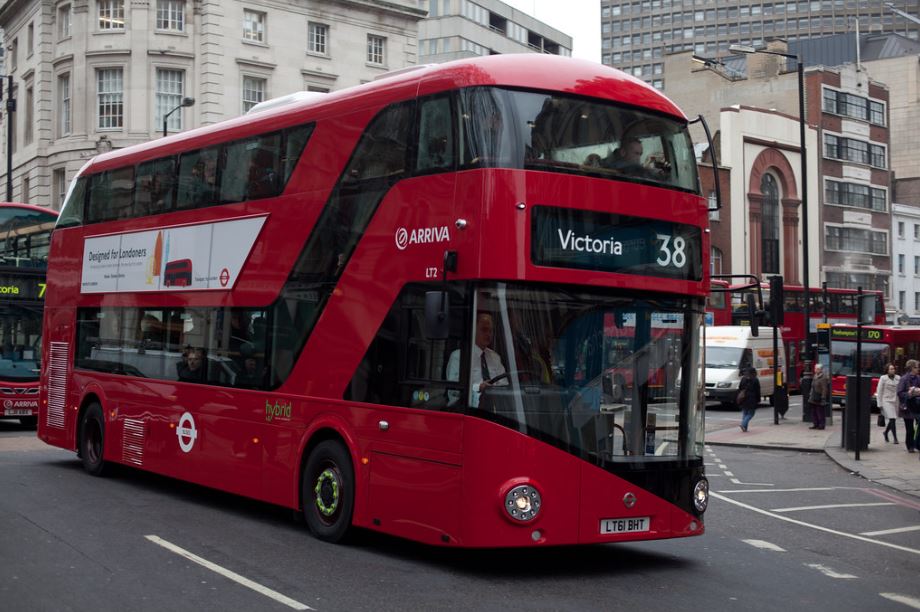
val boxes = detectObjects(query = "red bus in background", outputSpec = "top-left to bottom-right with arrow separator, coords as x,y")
725,283 -> 885,392
0,203 -> 57,427
40,55 -> 712,548
705,279 -> 732,326
828,324 -> 920,407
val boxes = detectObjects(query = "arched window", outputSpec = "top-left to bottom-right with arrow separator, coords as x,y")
761,173 -> 780,274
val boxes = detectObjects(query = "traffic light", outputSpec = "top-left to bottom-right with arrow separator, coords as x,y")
769,276 -> 784,325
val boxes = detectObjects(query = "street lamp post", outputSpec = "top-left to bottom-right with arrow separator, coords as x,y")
162,96 -> 195,138
729,44 -> 813,416
0,75 -> 16,201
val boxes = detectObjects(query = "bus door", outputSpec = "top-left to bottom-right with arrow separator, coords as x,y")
346,284 -> 467,545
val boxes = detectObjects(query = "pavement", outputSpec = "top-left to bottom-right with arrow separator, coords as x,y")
705,395 -> 920,499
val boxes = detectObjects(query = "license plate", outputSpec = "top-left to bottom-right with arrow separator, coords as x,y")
4,409 -> 32,416
600,516 -> 650,535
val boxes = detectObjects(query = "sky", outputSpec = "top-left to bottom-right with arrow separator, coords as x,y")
501,0 -> 602,63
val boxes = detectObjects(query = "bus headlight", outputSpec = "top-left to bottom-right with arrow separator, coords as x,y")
693,477 -> 709,514
716,382 -> 732,388
504,484 -> 542,522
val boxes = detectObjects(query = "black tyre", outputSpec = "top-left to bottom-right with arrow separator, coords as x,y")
302,440 -> 354,543
19,416 -> 37,428
79,403 -> 107,476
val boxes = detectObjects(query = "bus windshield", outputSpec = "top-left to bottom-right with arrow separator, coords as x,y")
830,341 -> 889,377
466,283 -> 704,463
460,87 -> 699,193
0,304 -> 42,382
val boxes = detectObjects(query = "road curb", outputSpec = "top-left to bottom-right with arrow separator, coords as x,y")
706,440 -> 826,453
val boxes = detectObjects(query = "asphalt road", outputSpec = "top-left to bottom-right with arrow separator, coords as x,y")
1,420 -> 918,612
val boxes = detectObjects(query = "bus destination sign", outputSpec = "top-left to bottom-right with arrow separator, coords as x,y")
531,206 -> 702,281
829,327 -> 884,342
0,274 -> 45,300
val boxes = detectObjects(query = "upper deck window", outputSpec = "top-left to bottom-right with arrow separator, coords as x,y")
458,87 -> 699,194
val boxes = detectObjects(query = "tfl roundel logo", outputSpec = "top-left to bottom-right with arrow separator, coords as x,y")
395,228 -> 409,250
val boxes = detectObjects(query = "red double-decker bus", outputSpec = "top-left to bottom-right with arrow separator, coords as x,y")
718,283 -> 885,391
40,55 -> 711,547
0,203 -> 57,427
828,324 -> 920,407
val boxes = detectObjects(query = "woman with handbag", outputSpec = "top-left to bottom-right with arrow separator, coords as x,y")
737,367 -> 760,432
875,363 -> 900,444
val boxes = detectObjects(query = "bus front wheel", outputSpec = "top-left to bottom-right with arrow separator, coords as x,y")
79,403 -> 107,476
302,440 -> 354,543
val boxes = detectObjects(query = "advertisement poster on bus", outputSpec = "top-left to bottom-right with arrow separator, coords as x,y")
80,216 -> 266,294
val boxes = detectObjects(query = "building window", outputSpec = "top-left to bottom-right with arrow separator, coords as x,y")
821,87 -> 886,126
916,293 -> 920,311
823,133 -> 886,168
97,67 -> 124,129
58,73 -> 71,137
824,179 -> 886,212
898,221 -> 905,238
899,254 -> 905,274
710,246 -> 723,275
825,225 -> 888,255
242,76 -> 265,113
708,191 -> 719,220
98,0 -> 125,30
27,23 -> 34,57
243,9 -> 265,43
308,22 -> 328,55
155,69 -> 185,132
761,174 -> 780,274
915,255 -> 920,275
899,291 -> 905,310
367,35 -> 386,65
9,38 -> 17,72
156,0 -> 185,32
22,176 -> 29,202
24,85 -> 33,145
53,168 -> 67,209
58,4 -> 72,39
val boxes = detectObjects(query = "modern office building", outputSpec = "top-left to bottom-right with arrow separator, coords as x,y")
600,0 -> 920,89
417,0 -> 571,63
0,0 -> 426,209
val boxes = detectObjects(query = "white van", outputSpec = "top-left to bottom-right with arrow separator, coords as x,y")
704,326 -> 786,408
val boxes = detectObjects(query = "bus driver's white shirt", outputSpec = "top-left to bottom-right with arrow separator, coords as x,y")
446,345 -> 507,408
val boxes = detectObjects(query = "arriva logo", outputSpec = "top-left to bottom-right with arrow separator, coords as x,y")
395,226 -> 451,251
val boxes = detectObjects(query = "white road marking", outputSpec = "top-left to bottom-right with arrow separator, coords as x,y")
718,487 -> 840,494
724,471 -> 734,477
710,493 -> 920,556
145,535 -> 313,611
729,478 -> 775,486
805,563 -> 857,579
718,464 -> 728,469
742,539 -> 786,552
861,525 -> 920,537
772,502 -> 894,513
880,593 -> 920,610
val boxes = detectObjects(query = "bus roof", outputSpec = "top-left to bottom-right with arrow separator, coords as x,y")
0,202 -> 59,217
84,54 -> 687,174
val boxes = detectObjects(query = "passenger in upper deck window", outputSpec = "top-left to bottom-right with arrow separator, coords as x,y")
597,137 -> 671,180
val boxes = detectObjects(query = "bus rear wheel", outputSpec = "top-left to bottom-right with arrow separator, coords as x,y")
79,403 -> 107,476
302,440 -> 354,543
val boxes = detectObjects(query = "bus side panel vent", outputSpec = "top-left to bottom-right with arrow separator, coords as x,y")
122,418 -> 145,466
46,342 -> 70,430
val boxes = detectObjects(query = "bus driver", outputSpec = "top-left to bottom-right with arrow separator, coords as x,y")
446,312 -> 507,408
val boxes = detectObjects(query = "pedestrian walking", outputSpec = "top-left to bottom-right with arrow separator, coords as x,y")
808,363 -> 830,430
737,366 -> 760,432
896,359 -> 920,454
875,363 -> 900,444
